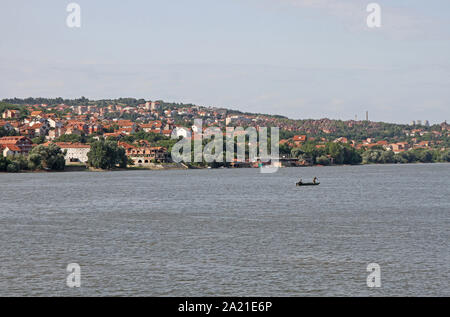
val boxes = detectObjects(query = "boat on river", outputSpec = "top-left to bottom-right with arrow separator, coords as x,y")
296,182 -> 320,187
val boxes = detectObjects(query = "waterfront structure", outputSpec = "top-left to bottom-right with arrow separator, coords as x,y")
0,136 -> 33,157
119,142 -> 170,164
54,142 -> 91,163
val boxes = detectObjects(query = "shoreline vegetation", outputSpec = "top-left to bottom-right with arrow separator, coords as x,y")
1,159 -> 448,174
1,162 -> 448,174
1,137 -> 449,173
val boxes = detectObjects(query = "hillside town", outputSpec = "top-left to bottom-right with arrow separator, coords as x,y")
0,98 -> 449,171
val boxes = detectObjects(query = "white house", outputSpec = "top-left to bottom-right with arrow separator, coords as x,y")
56,143 -> 91,163
47,118 -> 64,129
2,109 -> 20,119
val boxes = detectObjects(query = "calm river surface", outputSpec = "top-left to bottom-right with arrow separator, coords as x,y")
0,164 -> 449,296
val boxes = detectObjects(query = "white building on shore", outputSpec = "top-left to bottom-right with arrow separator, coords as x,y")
55,143 -> 91,163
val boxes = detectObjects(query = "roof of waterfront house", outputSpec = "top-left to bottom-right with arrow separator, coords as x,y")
293,135 -> 307,142
3,145 -> 22,152
118,142 -> 137,149
0,136 -> 32,144
55,142 -> 91,149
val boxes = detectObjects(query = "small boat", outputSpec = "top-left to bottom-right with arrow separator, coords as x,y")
296,182 -> 320,187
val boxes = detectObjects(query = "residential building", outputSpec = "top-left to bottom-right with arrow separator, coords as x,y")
54,142 -> 91,163
0,136 -> 33,157
2,109 -> 20,119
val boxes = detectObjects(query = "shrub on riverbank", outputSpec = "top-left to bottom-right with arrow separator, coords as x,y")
439,150 -> 450,162
0,144 -> 66,172
6,162 -> 19,173
316,155 -> 331,166
29,144 -> 66,170
291,142 -> 362,165
87,140 -> 128,169
362,148 -> 448,164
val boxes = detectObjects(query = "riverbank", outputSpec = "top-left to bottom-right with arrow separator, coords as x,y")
94,162 -> 188,172
1,161 -> 448,174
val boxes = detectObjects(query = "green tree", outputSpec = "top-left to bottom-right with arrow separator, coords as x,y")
54,134 -> 83,143
87,140 -> 127,169
316,155 -> 331,166
0,157 -> 11,171
439,150 -> 450,162
380,151 -> 395,163
291,147 -> 304,158
116,146 -> 128,168
28,153 -> 42,170
362,150 -> 383,164
29,144 -> 66,170
0,127 -> 19,137
279,143 -> 291,155
342,146 -> 362,164
32,136 -> 46,145
394,152 -> 413,164
6,162 -> 19,173
416,150 -> 433,163
327,143 -> 344,164
12,155 -> 29,171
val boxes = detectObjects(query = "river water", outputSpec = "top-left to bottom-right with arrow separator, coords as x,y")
0,164 -> 449,296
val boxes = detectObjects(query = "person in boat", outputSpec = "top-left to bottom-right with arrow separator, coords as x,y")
313,177 -> 318,184
298,178 -> 303,185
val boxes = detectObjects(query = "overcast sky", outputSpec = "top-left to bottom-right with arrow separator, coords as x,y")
1,0 -> 449,123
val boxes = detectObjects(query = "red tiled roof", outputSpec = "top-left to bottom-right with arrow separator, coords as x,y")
56,142 -> 90,149
30,123 -> 43,129
104,132 -> 124,137
4,145 -> 21,151
0,136 -> 32,144
293,135 -> 307,142
30,111 -> 43,116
